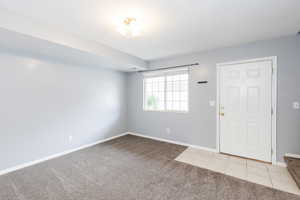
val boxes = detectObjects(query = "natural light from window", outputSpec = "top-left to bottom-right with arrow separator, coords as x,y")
143,72 -> 189,112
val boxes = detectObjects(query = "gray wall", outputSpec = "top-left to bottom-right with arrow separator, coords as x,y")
127,35 -> 300,162
0,51 -> 127,171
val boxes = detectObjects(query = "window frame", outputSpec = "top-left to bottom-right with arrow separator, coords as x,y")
143,72 -> 189,113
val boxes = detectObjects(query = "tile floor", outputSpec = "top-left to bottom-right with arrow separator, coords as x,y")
175,147 -> 300,196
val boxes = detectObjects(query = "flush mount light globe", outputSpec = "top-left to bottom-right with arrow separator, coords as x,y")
117,17 -> 141,37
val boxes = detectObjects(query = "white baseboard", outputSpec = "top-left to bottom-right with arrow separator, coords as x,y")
273,153 -> 300,167
285,153 -> 300,159
128,132 -> 217,153
128,132 -> 287,167
1,131 -> 287,176
0,132 -> 128,176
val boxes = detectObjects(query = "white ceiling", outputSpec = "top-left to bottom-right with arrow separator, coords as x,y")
0,0 -> 300,61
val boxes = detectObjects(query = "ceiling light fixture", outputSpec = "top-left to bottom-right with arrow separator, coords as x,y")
117,17 -> 141,38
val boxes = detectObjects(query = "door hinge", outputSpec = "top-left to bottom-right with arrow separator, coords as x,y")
271,67 -> 274,75
271,149 -> 274,155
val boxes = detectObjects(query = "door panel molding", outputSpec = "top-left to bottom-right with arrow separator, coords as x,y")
216,56 -> 277,164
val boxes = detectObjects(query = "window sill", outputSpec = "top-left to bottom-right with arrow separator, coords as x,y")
143,109 -> 189,114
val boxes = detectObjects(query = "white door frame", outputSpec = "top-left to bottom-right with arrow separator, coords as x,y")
216,56 -> 277,164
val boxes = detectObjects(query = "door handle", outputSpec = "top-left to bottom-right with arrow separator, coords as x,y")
220,112 -> 225,116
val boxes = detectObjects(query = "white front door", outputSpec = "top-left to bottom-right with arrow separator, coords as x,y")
219,60 -> 272,162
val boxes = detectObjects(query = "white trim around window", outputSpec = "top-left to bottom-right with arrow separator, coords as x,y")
143,69 -> 189,113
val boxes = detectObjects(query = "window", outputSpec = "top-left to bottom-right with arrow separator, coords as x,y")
144,76 -> 165,111
143,70 -> 189,112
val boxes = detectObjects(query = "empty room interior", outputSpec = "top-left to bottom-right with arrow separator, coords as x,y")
1,0 -> 300,199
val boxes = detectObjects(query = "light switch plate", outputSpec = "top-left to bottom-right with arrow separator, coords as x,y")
209,100 -> 215,107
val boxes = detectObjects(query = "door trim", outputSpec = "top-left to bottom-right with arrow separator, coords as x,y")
216,56 -> 277,164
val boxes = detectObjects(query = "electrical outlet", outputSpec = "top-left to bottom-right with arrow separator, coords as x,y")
209,100 -> 215,107
69,135 -> 73,143
166,128 -> 171,134
293,102 -> 300,109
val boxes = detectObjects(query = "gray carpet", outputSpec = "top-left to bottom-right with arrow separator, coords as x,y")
0,135 -> 299,200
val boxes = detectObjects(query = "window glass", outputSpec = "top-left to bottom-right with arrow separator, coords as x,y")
143,73 -> 188,112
